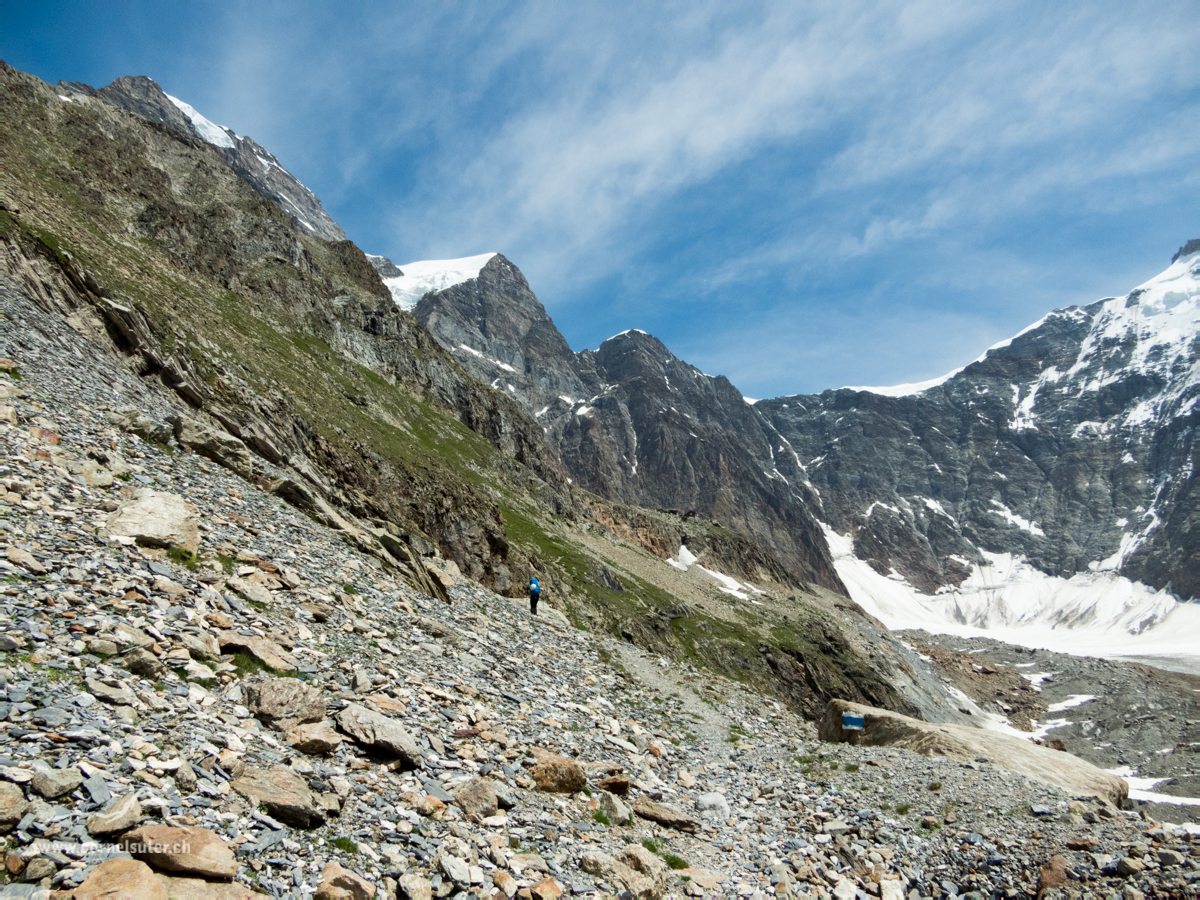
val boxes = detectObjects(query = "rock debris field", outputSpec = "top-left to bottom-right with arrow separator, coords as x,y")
0,287 -> 1197,899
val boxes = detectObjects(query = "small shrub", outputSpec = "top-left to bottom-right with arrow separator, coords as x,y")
843,763 -> 859,773
896,804 -> 911,815
928,781 -> 943,792
116,472 -> 131,482
342,583 -> 357,595
663,853 -> 688,870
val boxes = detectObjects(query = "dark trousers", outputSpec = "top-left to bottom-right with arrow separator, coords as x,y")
529,593 -> 539,615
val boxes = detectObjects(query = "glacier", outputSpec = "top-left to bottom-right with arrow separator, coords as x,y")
380,253 -> 497,310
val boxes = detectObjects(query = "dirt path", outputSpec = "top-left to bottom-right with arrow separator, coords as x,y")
603,635 -> 735,759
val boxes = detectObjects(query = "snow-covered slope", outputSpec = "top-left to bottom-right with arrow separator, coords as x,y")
824,525 -> 1200,668
757,242 -> 1199,667
380,253 -> 497,309
164,93 -> 236,149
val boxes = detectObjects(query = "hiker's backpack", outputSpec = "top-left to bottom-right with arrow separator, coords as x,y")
529,578 -> 540,597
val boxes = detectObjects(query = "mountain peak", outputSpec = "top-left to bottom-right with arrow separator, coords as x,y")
377,251 -> 497,309
1171,238 -> 1200,263
85,75 -> 346,242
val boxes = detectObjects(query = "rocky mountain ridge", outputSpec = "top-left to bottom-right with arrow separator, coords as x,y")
402,255 -> 844,595
1,61 -> 949,727
382,244 -> 1199,639
61,75 -> 347,243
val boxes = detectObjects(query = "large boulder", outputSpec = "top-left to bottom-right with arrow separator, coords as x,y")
0,782 -> 28,834
75,857 -> 167,900
105,488 -> 200,553
452,777 -> 498,823
87,792 -> 142,836
529,748 -> 586,793
336,703 -> 421,767
287,721 -> 344,755
226,574 -> 275,607
819,700 -> 1128,806
244,677 -> 325,731
580,845 -> 668,899
231,766 -> 323,827
121,824 -> 237,878
315,861 -> 376,899
594,790 -> 631,826
31,767 -> 83,799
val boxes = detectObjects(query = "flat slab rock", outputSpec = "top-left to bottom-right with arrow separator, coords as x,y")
231,765 -> 323,828
122,823 -> 238,879
631,797 -> 700,832
336,702 -> 421,767
216,629 -> 297,672
819,699 -> 1129,806
104,487 -> 200,553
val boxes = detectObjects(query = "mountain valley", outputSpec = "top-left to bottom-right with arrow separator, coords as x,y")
0,59 -> 1198,897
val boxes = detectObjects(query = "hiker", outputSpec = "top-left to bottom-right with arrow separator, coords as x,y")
528,576 -> 540,615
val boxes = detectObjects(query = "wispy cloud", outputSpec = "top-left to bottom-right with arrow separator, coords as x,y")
12,0 -> 1192,394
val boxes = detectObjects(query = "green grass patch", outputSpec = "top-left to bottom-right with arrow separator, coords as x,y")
896,804 -> 911,815
167,547 -> 200,570
332,836 -> 358,854
230,652 -> 271,677
662,853 -> 688,870
592,810 -> 611,826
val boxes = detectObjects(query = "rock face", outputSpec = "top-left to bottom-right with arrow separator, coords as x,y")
90,75 -> 346,242
819,699 -> 1129,806
6,62 -> 571,598
758,245 -> 1200,606
408,256 -> 844,593
400,242 -> 1198,611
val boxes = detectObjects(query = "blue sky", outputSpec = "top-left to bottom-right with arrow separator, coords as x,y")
5,2 -> 1198,397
